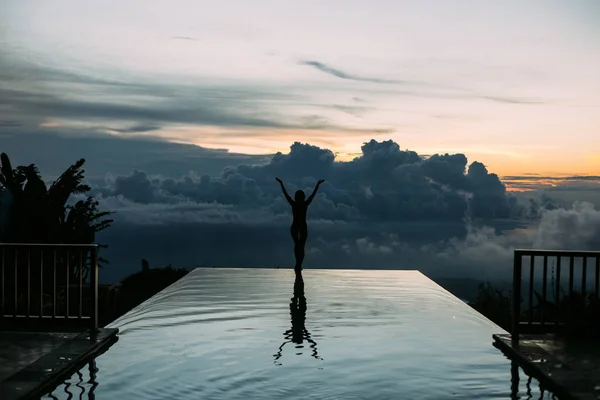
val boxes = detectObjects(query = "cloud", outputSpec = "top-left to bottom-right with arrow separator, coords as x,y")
300,60 -> 410,85
0,130 -> 272,179
0,120 -> 22,128
93,139 -> 525,225
5,132 -> 595,283
432,201 -> 600,276
171,36 -> 198,41
1,50 -> 546,148
532,201 -> 600,249
70,138 -> 543,282
504,175 -> 600,183
300,60 -> 546,105
481,96 -> 546,105
502,175 -> 600,208
330,105 -> 373,118
355,237 -> 393,255
0,86 -> 303,130
109,125 -> 163,134
1,56 -> 384,135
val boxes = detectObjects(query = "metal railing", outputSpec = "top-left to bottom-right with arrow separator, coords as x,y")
512,249 -> 600,341
0,243 -> 99,333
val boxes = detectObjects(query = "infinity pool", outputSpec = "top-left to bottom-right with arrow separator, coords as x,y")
43,268 -> 549,399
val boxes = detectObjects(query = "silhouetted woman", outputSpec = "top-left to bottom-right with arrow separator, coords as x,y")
276,177 -> 324,271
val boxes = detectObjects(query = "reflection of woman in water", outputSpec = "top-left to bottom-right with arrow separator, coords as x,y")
273,271 -> 322,365
276,177 -> 324,271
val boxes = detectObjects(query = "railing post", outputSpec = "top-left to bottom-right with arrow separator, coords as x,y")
90,246 -> 99,335
512,250 -> 522,346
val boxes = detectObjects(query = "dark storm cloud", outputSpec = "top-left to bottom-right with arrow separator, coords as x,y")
0,130 -> 271,179
95,218 -> 470,283
85,138 -> 590,283
95,139 -> 519,223
0,86 -> 304,129
94,198 -> 600,284
0,120 -> 22,128
6,132 -> 592,283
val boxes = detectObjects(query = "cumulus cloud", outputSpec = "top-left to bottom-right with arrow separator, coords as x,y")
422,201 -> 600,278
9,135 -> 594,283
73,138 -> 550,282
94,139 -> 521,225
532,202 -> 600,249
355,237 -> 393,255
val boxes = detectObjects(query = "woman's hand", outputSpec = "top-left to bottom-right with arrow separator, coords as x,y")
275,177 -> 282,183
317,179 -> 325,185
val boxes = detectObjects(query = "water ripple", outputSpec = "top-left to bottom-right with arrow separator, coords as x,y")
43,269 -> 554,399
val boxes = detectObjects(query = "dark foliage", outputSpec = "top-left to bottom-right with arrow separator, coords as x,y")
469,281 -> 600,332
0,152 -> 114,317
469,282 -> 513,330
112,259 -> 189,319
0,152 -> 114,252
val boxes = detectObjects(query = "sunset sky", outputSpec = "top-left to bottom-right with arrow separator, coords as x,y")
2,0 -> 600,176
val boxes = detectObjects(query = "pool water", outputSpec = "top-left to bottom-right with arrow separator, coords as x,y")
44,268 -> 552,399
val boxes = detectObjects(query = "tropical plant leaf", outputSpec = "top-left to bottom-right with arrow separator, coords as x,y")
1,153 -> 115,264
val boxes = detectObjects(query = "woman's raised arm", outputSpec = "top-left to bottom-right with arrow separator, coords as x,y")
276,177 -> 294,205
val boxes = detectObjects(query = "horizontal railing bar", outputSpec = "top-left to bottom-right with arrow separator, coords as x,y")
519,321 -> 598,327
0,243 -> 98,248
515,249 -> 600,257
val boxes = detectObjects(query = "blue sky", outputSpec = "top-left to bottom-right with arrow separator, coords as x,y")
2,0 -> 600,175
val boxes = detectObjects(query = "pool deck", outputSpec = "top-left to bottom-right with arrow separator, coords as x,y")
493,333 -> 600,400
0,328 -> 118,400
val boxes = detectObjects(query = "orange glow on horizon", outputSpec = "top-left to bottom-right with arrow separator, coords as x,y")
505,187 -> 536,193
125,126 -> 600,178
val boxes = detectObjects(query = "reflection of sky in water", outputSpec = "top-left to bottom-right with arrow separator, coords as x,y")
45,269 -> 551,399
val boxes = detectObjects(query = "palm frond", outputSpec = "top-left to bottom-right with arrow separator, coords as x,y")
47,159 -> 90,208
0,153 -> 24,194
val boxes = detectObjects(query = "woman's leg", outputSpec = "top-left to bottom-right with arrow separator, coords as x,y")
296,225 -> 308,269
290,224 -> 301,269
290,224 -> 298,245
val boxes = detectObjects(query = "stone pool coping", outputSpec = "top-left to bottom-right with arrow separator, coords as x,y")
493,333 -> 600,400
0,328 -> 118,399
